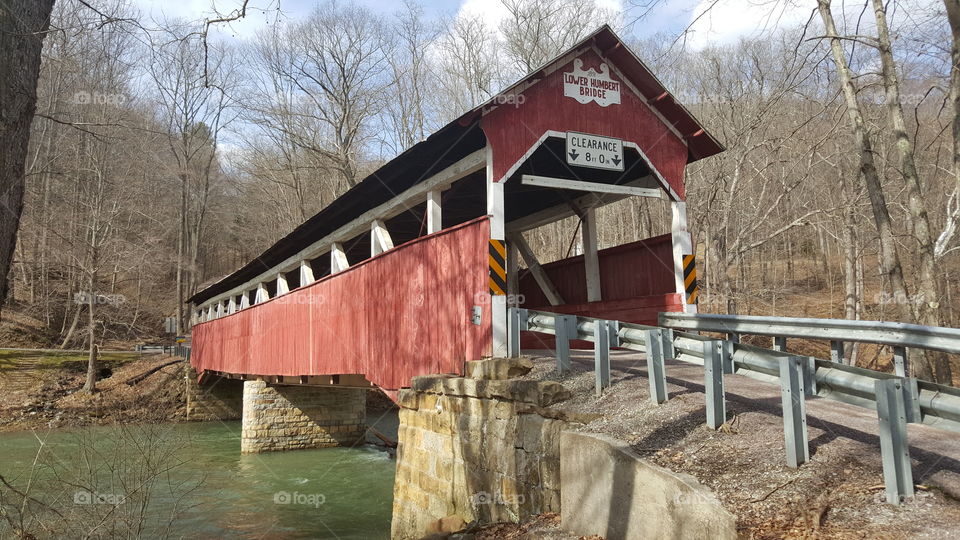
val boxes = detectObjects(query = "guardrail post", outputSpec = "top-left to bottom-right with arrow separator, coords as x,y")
703,340 -> 726,429
803,357 -> 817,397
779,356 -> 810,468
830,340 -> 844,364
555,315 -> 576,375
721,339 -> 734,374
646,329 -> 668,404
773,336 -> 787,352
661,328 -> 676,360
608,320 -> 621,347
875,378 -> 914,505
508,307 -> 528,358
903,378 -> 921,424
594,320 -> 611,396
892,346 -> 907,377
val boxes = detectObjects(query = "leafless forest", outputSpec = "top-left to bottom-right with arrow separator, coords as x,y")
2,0 -> 959,382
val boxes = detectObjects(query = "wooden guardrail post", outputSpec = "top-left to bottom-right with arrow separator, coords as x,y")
646,329 -> 668,404
703,340 -> 727,429
875,378 -> 914,504
779,356 -> 810,468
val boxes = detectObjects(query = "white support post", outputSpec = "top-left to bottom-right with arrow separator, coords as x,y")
331,243 -> 349,274
671,200 -> 697,314
583,206 -> 602,302
427,190 -> 442,234
206,305 -> 214,321
276,273 -> 289,295
300,260 -> 315,286
255,282 -> 269,304
240,292 -> 250,309
371,219 -> 394,256
215,302 -> 223,318
488,148 -> 508,357
227,297 -> 237,314
507,241 -> 520,307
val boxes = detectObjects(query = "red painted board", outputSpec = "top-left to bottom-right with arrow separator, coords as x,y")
481,48 -> 689,199
191,218 -> 493,390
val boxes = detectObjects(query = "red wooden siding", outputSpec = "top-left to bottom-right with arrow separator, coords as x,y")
518,234 -> 675,307
518,234 -> 681,348
481,48 -> 689,199
191,218 -> 492,390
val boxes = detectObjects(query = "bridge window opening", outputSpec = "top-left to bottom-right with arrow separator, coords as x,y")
233,295 -> 243,309
246,290 -> 256,306
264,280 -> 278,299
284,268 -> 301,290
309,257 -> 330,280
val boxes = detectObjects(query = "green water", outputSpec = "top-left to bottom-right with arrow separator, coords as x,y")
0,415 -> 397,539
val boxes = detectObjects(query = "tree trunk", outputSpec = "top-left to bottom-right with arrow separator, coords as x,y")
0,0 -> 56,316
817,2 -> 914,309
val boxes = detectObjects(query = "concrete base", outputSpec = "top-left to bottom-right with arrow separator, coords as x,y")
240,380 -> 366,454
560,431 -> 737,540
184,367 -> 243,421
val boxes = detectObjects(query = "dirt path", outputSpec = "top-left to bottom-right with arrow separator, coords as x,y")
522,349 -> 960,539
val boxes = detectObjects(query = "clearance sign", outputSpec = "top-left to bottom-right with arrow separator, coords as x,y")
563,58 -> 621,107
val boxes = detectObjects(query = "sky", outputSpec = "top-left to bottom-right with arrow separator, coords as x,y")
127,0 -> 945,51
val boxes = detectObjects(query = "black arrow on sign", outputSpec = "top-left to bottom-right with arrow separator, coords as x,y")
612,156 -> 621,166
568,150 -> 579,161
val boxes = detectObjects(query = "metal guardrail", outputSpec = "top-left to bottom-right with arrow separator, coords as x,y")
659,312 -> 960,377
508,307 -> 960,505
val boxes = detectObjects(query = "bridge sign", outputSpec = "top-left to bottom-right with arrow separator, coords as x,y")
565,132 -> 624,171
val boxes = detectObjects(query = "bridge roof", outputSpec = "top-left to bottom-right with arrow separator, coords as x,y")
189,25 -> 722,306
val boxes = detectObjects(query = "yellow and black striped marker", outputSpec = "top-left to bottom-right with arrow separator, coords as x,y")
489,239 -> 507,295
683,254 -> 699,305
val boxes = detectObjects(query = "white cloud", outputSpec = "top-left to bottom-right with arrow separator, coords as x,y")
457,0 -> 624,34
684,0 -> 942,50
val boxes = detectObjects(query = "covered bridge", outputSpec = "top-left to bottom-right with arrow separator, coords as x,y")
188,25 -> 722,395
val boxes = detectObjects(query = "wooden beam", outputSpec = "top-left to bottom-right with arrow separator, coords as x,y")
276,273 -> 289,295
300,260 -> 315,286
331,243 -> 349,273
227,297 -> 237,314
255,282 -> 269,304
582,207 -> 602,302
371,219 -> 394,256
509,232 -> 565,306
197,148 -> 485,310
521,174 -> 662,198
506,175 -> 655,233
427,190 -> 442,234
